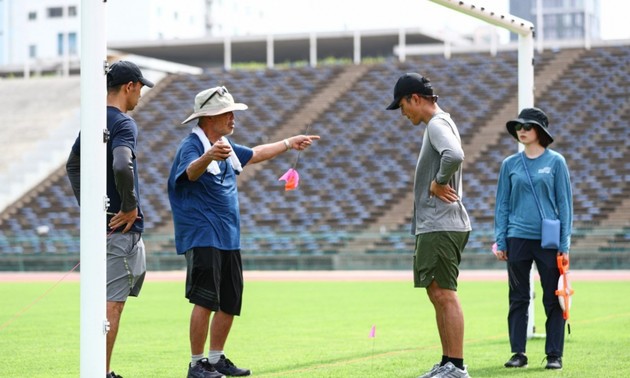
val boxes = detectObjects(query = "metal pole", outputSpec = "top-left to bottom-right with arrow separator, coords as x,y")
80,0 -> 108,376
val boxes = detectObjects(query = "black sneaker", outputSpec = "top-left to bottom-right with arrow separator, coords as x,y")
214,355 -> 251,376
106,372 -> 123,378
545,355 -> 563,370
504,353 -> 528,368
188,358 -> 226,378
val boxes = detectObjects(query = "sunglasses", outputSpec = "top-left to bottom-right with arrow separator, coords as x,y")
514,123 -> 535,132
200,86 -> 228,109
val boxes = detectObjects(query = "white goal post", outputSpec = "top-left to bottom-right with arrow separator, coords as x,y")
80,0 -> 108,376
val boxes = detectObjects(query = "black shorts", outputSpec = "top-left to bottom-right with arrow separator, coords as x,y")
185,247 -> 243,316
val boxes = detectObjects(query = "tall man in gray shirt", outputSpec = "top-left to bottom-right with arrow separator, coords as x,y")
387,73 -> 472,378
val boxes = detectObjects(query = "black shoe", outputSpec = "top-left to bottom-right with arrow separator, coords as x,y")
545,355 -> 563,370
504,353 -> 528,368
188,358 -> 226,378
214,355 -> 251,376
107,372 -> 123,378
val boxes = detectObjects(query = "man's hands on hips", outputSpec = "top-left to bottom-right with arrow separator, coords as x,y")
109,208 -> 138,233
430,180 -> 459,203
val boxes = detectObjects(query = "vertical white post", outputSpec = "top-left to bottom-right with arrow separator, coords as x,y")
353,30 -> 361,65
309,33 -> 317,67
490,32 -> 498,57
398,28 -> 406,63
518,33 -> 537,338
527,267 -> 537,334
517,34 -> 534,112
80,0 -> 107,376
63,32 -> 70,77
584,0 -> 591,50
22,5 -> 30,79
536,0 -> 544,53
23,47 -> 30,79
224,36 -> 231,71
266,34 -> 274,69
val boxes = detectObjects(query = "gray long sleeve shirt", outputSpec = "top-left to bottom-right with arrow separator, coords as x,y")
411,112 -> 472,235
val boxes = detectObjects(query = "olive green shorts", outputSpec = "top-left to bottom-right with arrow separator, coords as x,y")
413,231 -> 469,290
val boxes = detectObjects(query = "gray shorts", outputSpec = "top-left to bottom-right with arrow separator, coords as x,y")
107,232 -> 146,302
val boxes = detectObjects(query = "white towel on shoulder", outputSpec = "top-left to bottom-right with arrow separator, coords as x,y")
192,125 -> 243,175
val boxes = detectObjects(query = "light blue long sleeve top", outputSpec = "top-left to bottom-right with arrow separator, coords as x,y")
494,149 -> 573,252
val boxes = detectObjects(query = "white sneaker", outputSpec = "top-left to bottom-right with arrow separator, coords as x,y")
417,363 -> 441,378
433,362 -> 470,378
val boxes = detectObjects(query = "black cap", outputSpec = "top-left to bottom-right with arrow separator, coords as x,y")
506,107 -> 553,143
386,73 -> 436,110
107,61 -> 154,88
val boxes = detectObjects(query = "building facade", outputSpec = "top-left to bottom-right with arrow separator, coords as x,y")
0,0 -> 207,68
0,0 -> 80,67
510,0 -> 600,41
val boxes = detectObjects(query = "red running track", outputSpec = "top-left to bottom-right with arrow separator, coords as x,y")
1,270 -> 629,282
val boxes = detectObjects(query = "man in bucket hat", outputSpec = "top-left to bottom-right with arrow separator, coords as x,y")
387,73 -> 472,378
494,107 -> 573,370
66,60 -> 154,378
168,86 -> 320,378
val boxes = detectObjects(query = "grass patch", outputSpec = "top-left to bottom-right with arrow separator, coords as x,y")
1,277 -> 629,377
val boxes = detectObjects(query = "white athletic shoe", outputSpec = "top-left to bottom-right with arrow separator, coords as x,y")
433,362 -> 470,378
417,363 -> 441,378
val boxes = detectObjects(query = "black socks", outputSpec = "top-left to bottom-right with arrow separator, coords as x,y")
448,357 -> 465,370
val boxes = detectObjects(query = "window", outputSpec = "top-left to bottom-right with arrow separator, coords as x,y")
563,14 -> 572,27
68,32 -> 77,55
47,7 -> 63,18
575,13 -> 583,27
547,0 -> 562,8
29,45 -> 37,59
28,11 -> 37,20
68,6 -> 77,17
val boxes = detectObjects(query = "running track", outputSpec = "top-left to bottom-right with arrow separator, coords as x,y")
1,270 -> 629,282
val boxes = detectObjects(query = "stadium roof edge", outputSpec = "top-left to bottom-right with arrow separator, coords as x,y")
107,28 -> 448,68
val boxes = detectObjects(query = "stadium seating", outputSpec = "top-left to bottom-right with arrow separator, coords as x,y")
1,45 -> 629,264
0,77 -> 80,212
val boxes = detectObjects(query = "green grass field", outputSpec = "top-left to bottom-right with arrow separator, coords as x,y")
1,275 -> 630,377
